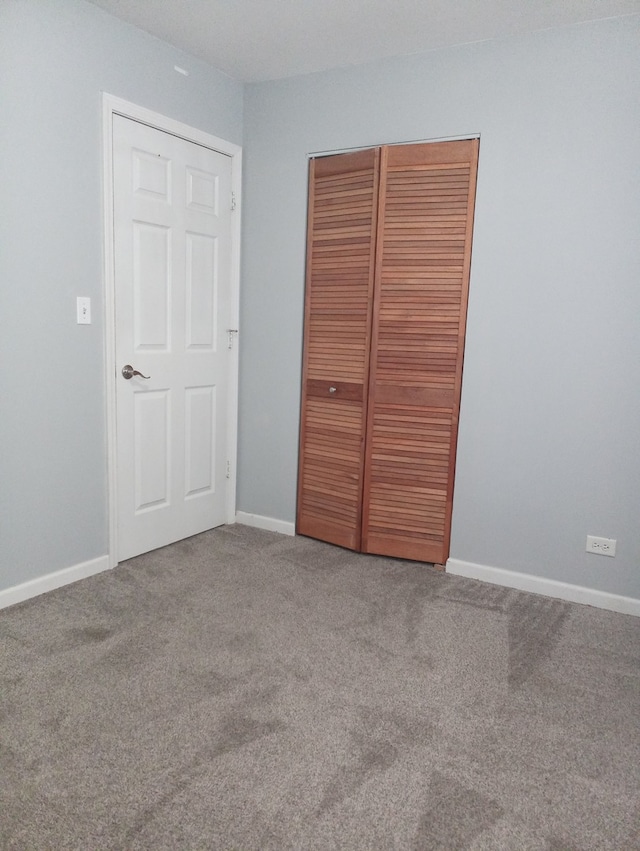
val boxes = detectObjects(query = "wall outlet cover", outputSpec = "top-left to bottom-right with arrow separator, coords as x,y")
586,535 -> 616,557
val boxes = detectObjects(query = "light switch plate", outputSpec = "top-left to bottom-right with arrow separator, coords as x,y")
77,297 -> 91,324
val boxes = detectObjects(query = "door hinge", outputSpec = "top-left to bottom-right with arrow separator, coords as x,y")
231,191 -> 236,211
226,460 -> 231,479
227,328 -> 238,349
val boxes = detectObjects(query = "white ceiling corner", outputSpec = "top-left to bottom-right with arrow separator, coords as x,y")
86,0 -> 640,82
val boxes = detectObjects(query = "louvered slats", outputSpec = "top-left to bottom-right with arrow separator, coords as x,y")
298,140 -> 478,565
361,141 -> 479,563
296,150 -> 379,550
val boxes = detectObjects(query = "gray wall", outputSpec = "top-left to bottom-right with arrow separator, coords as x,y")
2,2 -> 638,603
239,17 -> 640,597
0,0 -> 242,592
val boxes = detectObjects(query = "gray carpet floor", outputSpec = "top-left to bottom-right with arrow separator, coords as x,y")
1,524 -> 639,850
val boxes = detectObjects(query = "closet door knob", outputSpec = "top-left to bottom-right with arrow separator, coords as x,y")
329,386 -> 337,394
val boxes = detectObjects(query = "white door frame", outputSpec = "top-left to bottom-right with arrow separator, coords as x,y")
102,94 -> 242,568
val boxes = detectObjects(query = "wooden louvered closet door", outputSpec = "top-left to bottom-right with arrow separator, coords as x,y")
296,149 -> 380,550
363,140 -> 479,563
297,139 -> 479,565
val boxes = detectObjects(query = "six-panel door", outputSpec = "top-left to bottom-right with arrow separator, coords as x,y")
113,115 -> 233,561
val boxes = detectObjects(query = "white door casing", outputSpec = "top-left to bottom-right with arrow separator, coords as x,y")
103,97 -> 241,565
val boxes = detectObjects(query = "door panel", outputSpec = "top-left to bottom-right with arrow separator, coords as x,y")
362,140 -> 479,563
185,385 -> 216,498
296,149 -> 380,550
134,389 -> 170,511
133,222 -> 170,349
186,233 -> 217,348
113,115 -> 232,561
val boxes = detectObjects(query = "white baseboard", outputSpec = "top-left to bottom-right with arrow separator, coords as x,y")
0,555 -> 111,611
446,558 -> 640,617
235,511 -> 295,537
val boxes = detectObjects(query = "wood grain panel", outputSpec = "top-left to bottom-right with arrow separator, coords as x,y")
362,140 -> 479,564
296,149 -> 380,550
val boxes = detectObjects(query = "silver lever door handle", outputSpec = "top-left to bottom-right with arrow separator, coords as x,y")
122,364 -> 150,380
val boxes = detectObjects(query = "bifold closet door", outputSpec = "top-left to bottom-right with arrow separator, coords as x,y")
362,140 -> 479,564
296,149 -> 380,549
297,139 -> 479,565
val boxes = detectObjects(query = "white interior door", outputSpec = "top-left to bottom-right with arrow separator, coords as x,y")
113,114 -> 233,561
